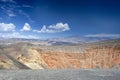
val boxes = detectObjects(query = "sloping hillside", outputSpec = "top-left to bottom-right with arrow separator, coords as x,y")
0,39 -> 120,69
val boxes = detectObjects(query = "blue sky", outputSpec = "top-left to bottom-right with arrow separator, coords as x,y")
0,0 -> 120,39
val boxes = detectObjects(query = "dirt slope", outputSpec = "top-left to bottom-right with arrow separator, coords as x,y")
0,39 -> 120,69
34,46 -> 120,69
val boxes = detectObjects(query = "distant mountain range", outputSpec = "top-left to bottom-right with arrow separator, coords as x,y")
0,36 -> 119,45
46,36 -> 119,45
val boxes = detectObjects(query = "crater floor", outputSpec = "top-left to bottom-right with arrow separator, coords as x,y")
0,69 -> 120,80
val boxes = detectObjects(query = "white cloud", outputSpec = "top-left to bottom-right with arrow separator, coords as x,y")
6,10 -> 16,17
0,0 -> 33,21
8,13 -> 16,17
85,34 -> 120,38
20,23 -> 31,31
12,33 -> 40,39
0,1 -> 16,18
19,10 -> 34,23
33,22 -> 70,33
1,0 -> 15,3
0,32 -> 40,39
0,23 -> 15,31
22,5 -> 33,8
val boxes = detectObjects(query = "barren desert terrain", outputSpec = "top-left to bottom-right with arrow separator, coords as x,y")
0,39 -> 120,69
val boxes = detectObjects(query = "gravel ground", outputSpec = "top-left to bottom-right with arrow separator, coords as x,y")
0,69 -> 120,80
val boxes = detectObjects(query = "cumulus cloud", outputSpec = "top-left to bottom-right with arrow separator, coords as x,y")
33,22 -> 70,33
20,23 -> 31,31
85,34 -> 120,38
0,23 -> 15,31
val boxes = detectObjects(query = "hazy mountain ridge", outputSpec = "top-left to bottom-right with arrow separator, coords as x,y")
0,36 -> 119,46
46,36 -> 118,45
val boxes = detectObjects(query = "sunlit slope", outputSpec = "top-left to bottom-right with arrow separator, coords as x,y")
0,39 -> 120,69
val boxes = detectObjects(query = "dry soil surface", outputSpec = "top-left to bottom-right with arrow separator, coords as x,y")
0,69 -> 120,80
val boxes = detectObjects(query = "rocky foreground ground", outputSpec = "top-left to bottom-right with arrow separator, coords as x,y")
0,69 -> 120,80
